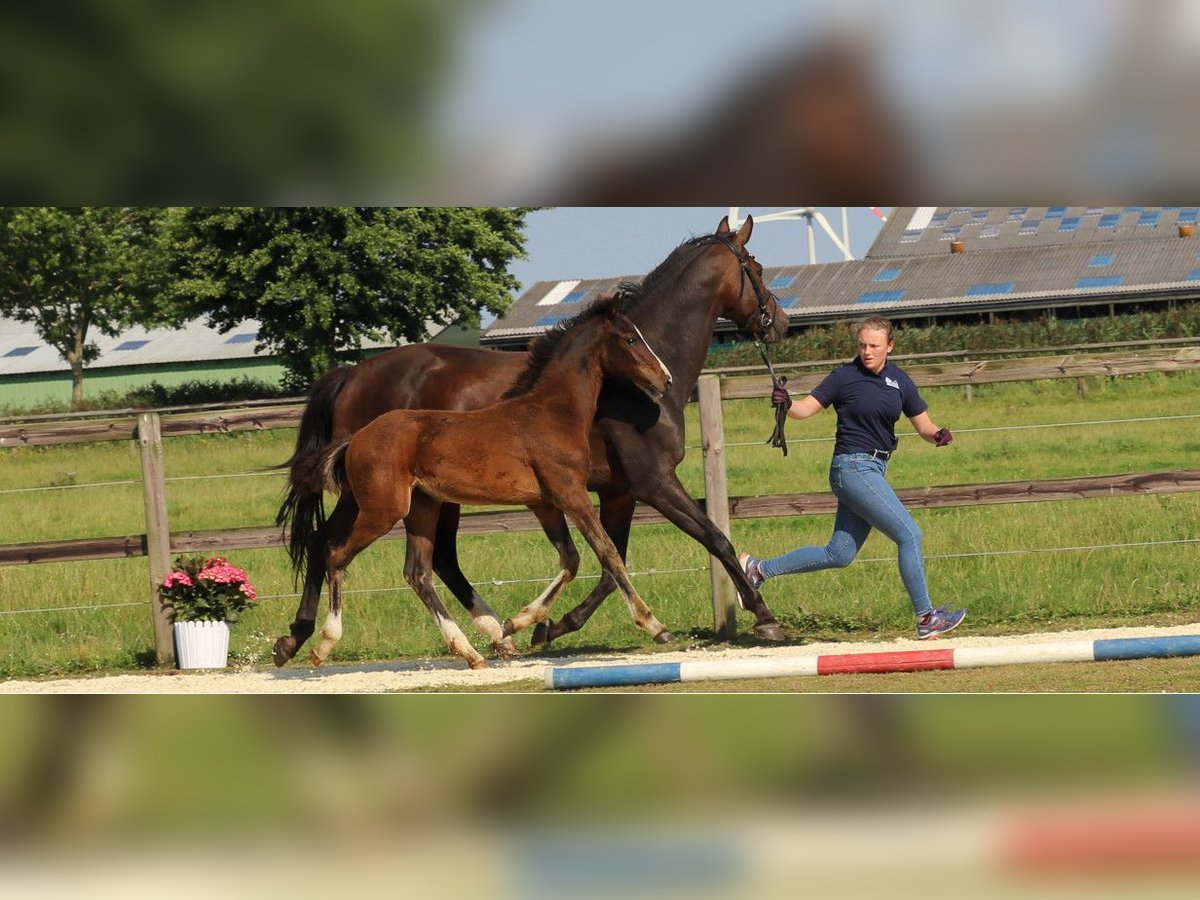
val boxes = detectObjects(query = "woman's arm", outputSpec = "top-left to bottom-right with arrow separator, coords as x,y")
786,394 -> 825,421
909,410 -> 951,445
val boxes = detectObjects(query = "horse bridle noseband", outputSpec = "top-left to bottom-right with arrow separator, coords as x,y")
716,233 -> 790,456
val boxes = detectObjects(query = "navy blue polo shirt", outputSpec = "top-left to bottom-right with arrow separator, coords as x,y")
810,357 -> 928,456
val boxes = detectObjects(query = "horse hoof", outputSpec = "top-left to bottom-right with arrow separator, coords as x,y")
653,630 -> 675,645
272,636 -> 297,667
469,658 -> 489,670
309,650 -> 326,667
531,621 -> 552,647
753,622 -> 786,642
493,637 -> 521,658
501,618 -> 518,638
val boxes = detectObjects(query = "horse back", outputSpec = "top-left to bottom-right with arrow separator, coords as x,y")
331,343 -> 527,440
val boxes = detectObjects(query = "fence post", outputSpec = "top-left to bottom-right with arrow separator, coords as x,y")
698,374 -> 737,640
137,412 -> 176,667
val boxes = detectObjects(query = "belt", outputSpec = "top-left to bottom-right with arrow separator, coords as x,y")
868,449 -> 892,461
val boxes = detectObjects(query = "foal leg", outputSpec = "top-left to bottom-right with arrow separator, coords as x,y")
310,495 -> 386,666
432,500 -> 518,658
501,504 -> 580,638
531,489 -> 631,648
404,499 -> 488,670
557,490 -> 672,644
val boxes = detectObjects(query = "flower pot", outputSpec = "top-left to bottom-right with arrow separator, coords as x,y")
174,620 -> 230,669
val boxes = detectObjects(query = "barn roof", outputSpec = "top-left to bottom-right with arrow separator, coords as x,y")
483,206 -> 1200,347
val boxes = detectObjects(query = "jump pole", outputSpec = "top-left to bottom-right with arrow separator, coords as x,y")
544,633 -> 1200,690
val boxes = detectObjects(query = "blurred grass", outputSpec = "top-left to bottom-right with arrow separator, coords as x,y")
0,371 -> 1198,678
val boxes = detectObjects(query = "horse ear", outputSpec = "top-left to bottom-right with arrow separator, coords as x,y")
736,214 -> 754,245
717,215 -> 731,234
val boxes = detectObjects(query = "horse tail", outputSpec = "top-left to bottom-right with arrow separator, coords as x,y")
275,366 -> 353,583
322,439 -> 352,496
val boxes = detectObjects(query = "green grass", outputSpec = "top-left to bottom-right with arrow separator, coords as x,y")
1,371 -> 1199,681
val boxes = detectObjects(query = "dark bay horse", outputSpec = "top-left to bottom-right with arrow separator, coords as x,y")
310,295 -> 673,669
274,214 -> 788,667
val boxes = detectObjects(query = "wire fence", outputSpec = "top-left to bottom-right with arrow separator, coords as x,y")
3,410 -> 1199,496
4,536 -> 1196,618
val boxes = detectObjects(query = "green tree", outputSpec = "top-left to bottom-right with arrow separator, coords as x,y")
0,207 -> 169,409
168,207 -> 535,388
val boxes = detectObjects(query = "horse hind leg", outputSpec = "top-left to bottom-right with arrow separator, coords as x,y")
502,505 -> 580,638
272,543 -> 327,666
404,504 -> 488,669
432,500 -> 518,658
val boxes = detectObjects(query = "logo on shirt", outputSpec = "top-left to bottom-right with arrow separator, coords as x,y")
885,376 -> 900,390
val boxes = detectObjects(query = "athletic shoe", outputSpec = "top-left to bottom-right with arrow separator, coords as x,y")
738,552 -> 765,590
917,606 -> 966,640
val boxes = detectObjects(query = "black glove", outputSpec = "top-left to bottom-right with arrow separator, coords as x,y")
934,427 -> 953,447
766,377 -> 789,456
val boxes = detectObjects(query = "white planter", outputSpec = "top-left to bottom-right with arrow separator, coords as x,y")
174,620 -> 230,669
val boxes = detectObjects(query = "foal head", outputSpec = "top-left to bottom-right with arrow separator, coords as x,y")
505,294 -> 672,400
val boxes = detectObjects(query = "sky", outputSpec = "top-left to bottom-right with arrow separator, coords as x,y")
508,207 -> 889,294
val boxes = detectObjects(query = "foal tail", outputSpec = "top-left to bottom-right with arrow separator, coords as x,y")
322,440 -> 353,497
275,366 -> 353,583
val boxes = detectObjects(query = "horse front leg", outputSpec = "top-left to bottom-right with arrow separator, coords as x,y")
637,473 -> 785,642
404,503 -> 488,670
502,504 -> 580,638
432,499 -> 518,658
531,488 -> 633,648
557,491 -> 672,645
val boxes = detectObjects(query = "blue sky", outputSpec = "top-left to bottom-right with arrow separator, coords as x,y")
509,207 -> 889,293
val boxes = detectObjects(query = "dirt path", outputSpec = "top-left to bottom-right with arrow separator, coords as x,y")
3,622 -> 1199,693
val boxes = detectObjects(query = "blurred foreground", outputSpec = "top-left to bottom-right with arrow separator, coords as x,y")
3,0 -> 1200,202
2,695 -> 1199,899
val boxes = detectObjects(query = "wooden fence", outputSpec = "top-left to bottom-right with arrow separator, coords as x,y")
3,347 -> 1199,665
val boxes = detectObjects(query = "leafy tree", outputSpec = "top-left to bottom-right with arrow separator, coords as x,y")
0,207 -> 169,409
168,207 -> 535,388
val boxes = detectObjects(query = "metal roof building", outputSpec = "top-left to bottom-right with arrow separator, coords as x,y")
482,206 -> 1200,350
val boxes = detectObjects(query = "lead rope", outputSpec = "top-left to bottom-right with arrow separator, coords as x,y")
755,338 -> 788,457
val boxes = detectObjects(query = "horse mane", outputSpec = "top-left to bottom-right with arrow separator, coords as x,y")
502,293 -> 624,399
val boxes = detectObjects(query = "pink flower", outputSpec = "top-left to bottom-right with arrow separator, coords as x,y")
162,571 -> 194,589
239,582 -> 258,601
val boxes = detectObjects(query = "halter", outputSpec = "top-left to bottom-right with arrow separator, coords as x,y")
715,233 -> 790,455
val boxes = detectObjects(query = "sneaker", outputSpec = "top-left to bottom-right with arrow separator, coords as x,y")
917,606 -> 966,640
738,552 -> 765,590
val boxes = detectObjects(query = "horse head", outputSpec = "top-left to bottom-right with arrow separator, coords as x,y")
711,214 -> 789,345
599,297 -> 673,400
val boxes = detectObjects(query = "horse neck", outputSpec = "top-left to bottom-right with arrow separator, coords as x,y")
628,247 -> 727,399
527,324 -> 609,424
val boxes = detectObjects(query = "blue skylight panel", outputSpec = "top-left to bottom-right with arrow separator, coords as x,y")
225,333 -> 257,344
3,346 -> 37,358
873,269 -> 900,283
979,224 -> 1001,238
900,230 -> 922,243
115,340 -> 149,351
769,274 -> 797,290
1179,209 -> 1198,225
1019,219 -> 1041,234
1006,208 -> 1027,221
1088,254 -> 1114,267
1098,213 -> 1120,228
1046,206 -> 1067,219
1137,211 -> 1160,227
857,290 -> 906,303
1187,270 -> 1200,281
1076,275 -> 1125,289
561,290 -> 589,304
940,226 -> 962,240
535,314 -> 573,327
1083,207 -> 1104,216
1058,217 -> 1081,232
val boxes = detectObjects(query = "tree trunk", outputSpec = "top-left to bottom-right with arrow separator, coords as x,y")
70,360 -> 85,410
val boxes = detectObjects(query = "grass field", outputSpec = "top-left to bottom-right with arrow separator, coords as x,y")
0,370 -> 1198,683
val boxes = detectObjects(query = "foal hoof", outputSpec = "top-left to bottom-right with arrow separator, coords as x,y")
753,622 -> 786,642
492,636 -> 521,658
272,636 -> 297,667
653,630 -> 675,645
468,658 -> 489,670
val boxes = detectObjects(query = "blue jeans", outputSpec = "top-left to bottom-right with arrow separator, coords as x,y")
758,453 -> 933,617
